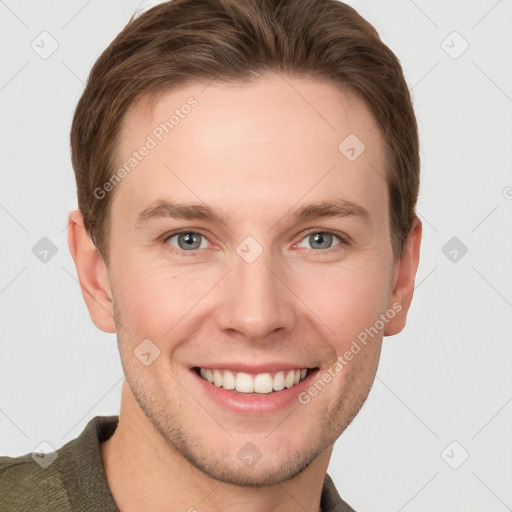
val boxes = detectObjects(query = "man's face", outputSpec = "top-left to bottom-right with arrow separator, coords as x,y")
105,74 -> 397,485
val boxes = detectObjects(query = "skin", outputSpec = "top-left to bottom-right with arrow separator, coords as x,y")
68,73 -> 422,512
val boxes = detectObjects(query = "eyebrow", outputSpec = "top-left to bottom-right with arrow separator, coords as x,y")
134,198 -> 370,228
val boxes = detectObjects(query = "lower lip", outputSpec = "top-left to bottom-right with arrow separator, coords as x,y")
190,368 -> 319,415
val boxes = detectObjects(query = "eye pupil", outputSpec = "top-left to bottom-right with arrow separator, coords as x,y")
310,232 -> 332,249
178,233 -> 201,250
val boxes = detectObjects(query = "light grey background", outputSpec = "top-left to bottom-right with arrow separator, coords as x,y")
1,1 -> 511,510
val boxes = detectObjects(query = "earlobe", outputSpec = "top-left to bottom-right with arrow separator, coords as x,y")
384,217 -> 422,337
67,209 -> 116,333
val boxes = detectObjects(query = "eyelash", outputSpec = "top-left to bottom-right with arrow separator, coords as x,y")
161,228 -> 349,256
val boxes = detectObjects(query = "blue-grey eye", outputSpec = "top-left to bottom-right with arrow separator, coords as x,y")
298,232 -> 342,250
166,232 -> 208,251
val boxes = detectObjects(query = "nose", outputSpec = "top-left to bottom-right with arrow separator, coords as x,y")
215,246 -> 297,342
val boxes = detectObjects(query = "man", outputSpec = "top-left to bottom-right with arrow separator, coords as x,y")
1,0 -> 421,510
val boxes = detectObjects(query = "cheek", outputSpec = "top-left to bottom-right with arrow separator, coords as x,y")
111,260 -> 215,335
297,261 -> 392,347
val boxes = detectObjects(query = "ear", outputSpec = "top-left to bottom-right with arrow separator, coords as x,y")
67,209 -> 116,333
384,216 -> 422,336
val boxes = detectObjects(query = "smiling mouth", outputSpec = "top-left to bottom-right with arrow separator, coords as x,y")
193,367 -> 319,394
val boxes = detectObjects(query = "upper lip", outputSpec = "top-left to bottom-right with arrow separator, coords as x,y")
191,362 -> 319,374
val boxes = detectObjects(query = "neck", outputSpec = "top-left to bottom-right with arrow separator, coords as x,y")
101,381 -> 332,512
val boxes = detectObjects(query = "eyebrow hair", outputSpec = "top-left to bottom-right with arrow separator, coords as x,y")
135,200 -> 230,227
288,199 -> 370,224
134,198 -> 370,228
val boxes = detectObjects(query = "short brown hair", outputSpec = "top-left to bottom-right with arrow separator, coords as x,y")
70,0 -> 419,267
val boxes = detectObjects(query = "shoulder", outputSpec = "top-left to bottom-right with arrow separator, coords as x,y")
0,415 -> 119,512
0,451 -> 72,511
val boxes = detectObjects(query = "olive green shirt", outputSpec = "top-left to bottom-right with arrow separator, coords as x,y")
1,416 -> 356,511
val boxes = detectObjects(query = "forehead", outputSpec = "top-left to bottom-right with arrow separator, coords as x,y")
112,74 -> 388,226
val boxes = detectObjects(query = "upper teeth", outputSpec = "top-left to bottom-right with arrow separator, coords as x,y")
199,368 -> 308,393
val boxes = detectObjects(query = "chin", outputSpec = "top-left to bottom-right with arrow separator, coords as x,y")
178,440 -> 324,488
